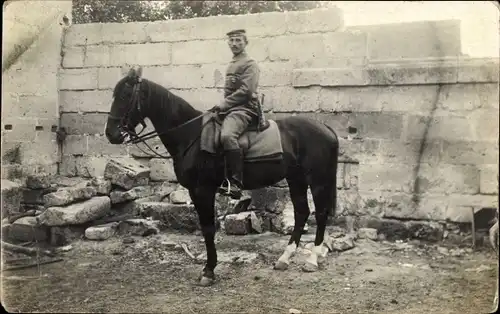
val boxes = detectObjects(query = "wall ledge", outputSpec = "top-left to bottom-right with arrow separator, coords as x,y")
292,57 -> 500,87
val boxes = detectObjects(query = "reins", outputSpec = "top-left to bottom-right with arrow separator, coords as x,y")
112,79 -> 214,159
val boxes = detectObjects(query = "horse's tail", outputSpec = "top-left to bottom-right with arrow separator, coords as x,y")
323,123 -> 339,217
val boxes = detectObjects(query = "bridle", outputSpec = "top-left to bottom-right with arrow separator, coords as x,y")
107,78 -> 212,159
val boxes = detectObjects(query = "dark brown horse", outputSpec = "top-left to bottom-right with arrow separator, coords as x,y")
105,67 -> 339,286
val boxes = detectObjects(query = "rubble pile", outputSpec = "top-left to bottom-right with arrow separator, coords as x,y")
0,157 -> 491,248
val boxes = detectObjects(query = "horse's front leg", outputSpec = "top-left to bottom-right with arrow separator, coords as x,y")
189,186 -> 217,286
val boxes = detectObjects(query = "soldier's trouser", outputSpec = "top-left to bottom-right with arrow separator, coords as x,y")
220,111 -> 253,151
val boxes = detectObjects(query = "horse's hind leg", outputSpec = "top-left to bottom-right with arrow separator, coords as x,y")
302,179 -> 336,273
273,173 -> 310,271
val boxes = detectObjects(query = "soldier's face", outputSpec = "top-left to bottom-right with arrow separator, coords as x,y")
227,35 -> 247,55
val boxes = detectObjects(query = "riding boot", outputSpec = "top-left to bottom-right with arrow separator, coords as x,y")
219,149 -> 244,199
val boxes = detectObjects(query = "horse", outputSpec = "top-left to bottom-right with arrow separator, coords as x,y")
105,66 -> 340,286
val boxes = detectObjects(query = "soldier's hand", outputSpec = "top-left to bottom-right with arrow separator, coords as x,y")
208,105 -> 221,113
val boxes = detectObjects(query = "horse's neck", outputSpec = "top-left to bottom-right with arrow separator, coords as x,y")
146,89 -> 202,158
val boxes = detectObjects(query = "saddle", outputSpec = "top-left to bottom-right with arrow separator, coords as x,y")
200,113 -> 284,162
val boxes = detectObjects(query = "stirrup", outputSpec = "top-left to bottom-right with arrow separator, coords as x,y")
218,178 -> 243,200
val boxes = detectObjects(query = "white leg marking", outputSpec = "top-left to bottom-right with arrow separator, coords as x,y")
277,243 -> 297,265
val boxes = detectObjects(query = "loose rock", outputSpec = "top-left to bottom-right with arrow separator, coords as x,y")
118,218 -> 160,236
330,235 -> 355,252
169,188 -> 192,204
110,186 -> 153,204
85,222 -> 118,241
1,179 -> 22,217
25,174 -> 51,189
37,196 -> 111,226
225,212 -> 252,235
91,177 -> 112,195
138,202 -> 199,232
8,216 -> 48,242
271,202 -> 295,235
357,228 -> 378,241
250,211 -> 263,233
104,157 -> 150,190
43,186 -> 97,207
49,225 -> 86,246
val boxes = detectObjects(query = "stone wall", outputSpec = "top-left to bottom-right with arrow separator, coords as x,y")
2,0 -> 72,181
57,7 -> 499,225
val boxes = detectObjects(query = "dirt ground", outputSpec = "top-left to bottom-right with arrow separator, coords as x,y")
1,228 -> 499,314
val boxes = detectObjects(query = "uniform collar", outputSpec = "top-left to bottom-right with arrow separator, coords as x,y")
231,51 -> 247,61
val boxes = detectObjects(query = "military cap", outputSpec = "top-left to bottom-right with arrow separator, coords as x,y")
226,29 -> 246,37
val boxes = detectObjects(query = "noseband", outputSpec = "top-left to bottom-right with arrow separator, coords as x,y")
107,78 -> 212,159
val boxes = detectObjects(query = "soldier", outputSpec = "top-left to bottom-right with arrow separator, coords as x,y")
211,29 -> 261,199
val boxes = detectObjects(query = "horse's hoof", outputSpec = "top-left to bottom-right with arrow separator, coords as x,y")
273,261 -> 289,271
302,262 -> 318,273
198,276 -> 215,287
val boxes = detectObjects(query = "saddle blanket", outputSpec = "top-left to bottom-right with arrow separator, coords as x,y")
200,113 -> 283,161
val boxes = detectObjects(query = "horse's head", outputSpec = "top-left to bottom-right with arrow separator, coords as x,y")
105,66 -> 146,144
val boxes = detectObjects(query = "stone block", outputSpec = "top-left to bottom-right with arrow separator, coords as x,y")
101,22 -> 149,45
372,139 -> 442,165
25,174 -> 51,189
318,87 -> 382,112
259,62 -> 294,87
249,187 -> 290,214
8,216 -> 49,243
323,31 -> 367,59
148,158 -> 177,182
59,68 -> 98,90
405,114 -> 476,142
137,202 -> 199,232
350,20 -> 461,60
59,90 -> 113,113
441,140 -> 498,165
109,43 -> 170,67
1,180 -> 22,216
85,222 -> 118,241
265,86 -> 320,112
358,163 -> 414,193
271,202 -> 295,235
1,117 -> 38,142
458,58 -> 500,83
169,188 -> 192,204
293,67 -> 368,87
471,109 -> 499,141
268,34 -> 326,63
366,60 -> 458,86
60,113 -> 108,135
64,23 -> 103,46
117,219 -> 160,236
286,7 -> 344,34
417,164 -> 480,195
90,177 -> 112,195
4,94 -> 58,119
49,225 -> 86,246
480,165 -> 499,195
38,196 -> 111,226
87,135 -> 129,157
357,228 -> 378,240
83,45 -> 110,67
437,84 -> 498,111
62,46 -> 84,68
63,135 -> 88,156
224,212 -> 252,235
59,156 -> 109,178
171,40 -> 229,65
104,157 -> 150,190
369,85 -> 441,113
169,88 -> 224,111
144,65 -> 213,89
98,67 -> 123,89
348,112 -> 404,140
43,186 -> 97,207
110,185 -> 153,204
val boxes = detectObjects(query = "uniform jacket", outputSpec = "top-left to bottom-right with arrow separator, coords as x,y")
220,52 -> 260,117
